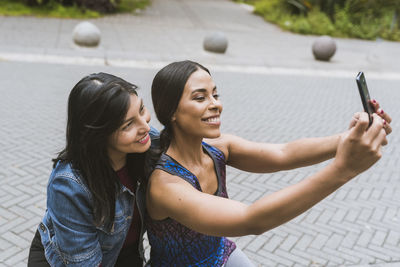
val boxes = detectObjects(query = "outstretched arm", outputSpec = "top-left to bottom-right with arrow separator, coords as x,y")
207,133 -> 341,173
147,113 -> 389,237
206,100 -> 391,173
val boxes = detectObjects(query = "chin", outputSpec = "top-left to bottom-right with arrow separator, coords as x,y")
203,130 -> 221,139
131,141 -> 152,154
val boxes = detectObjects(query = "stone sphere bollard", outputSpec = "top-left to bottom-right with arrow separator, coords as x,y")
73,21 -> 101,47
203,32 -> 228,54
312,35 -> 336,61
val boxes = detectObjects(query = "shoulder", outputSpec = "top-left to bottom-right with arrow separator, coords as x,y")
203,134 -> 239,161
148,168 -> 195,200
48,161 -> 92,202
148,168 -> 184,189
147,169 -> 193,219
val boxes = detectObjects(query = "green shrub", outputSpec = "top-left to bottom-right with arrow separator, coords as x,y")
251,0 -> 400,41
254,0 -> 284,22
307,9 -> 334,35
0,0 -> 149,18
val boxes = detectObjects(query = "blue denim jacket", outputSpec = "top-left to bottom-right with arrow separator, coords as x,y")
38,127 -> 159,267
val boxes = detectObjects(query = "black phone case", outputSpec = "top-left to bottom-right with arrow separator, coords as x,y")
356,72 -> 373,125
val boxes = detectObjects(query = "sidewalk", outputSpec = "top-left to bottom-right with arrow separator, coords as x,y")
0,0 -> 399,77
0,0 -> 399,266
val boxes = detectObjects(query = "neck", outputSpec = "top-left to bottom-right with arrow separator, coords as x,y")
108,151 -> 127,171
167,130 -> 204,166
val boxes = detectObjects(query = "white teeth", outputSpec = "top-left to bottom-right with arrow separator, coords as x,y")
139,134 -> 148,142
206,117 -> 219,123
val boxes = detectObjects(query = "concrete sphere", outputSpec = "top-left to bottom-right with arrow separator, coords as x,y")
312,35 -> 336,61
203,32 -> 228,54
73,21 -> 101,47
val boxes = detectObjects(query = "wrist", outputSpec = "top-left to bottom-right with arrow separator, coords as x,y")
334,132 -> 345,153
329,160 -> 358,183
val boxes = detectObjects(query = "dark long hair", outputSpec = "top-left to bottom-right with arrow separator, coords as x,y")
151,60 -> 210,152
54,73 -> 139,226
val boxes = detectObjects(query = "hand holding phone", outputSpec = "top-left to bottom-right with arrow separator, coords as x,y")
356,72 -> 374,126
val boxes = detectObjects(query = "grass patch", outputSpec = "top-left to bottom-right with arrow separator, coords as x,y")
0,0 -> 150,18
116,0 -> 150,13
250,0 -> 400,42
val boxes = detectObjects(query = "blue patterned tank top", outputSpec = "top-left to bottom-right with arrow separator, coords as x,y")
146,142 -> 236,267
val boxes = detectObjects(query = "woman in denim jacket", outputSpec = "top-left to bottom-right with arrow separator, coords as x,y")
28,73 -> 159,267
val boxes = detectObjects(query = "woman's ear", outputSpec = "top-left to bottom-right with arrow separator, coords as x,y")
171,112 -> 177,123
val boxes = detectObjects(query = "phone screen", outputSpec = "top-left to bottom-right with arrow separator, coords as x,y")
356,72 -> 374,125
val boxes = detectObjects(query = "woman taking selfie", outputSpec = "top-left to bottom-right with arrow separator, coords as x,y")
28,73 -> 158,267
145,60 -> 392,266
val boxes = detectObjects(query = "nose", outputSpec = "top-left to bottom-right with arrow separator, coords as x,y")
138,113 -> 151,133
209,96 -> 222,112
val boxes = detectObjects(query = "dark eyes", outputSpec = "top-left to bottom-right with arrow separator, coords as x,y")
194,94 -> 220,101
121,105 -> 146,131
122,122 -> 132,131
139,104 -> 145,114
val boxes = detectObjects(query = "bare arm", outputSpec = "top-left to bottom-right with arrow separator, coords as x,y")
147,113 -> 388,237
206,100 -> 392,173
206,133 -> 341,173
147,163 -> 348,237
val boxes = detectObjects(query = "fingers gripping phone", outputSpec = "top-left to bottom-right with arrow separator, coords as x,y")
356,72 -> 374,126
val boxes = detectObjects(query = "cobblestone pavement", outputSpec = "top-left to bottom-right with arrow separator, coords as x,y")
0,0 -> 400,266
0,61 -> 399,266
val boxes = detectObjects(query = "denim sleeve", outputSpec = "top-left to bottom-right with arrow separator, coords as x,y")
149,126 -> 160,150
47,175 -> 102,266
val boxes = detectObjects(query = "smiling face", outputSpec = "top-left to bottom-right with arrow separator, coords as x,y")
108,94 -> 151,167
172,69 -> 223,139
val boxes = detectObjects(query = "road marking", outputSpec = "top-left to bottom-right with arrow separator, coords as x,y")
0,52 -> 399,80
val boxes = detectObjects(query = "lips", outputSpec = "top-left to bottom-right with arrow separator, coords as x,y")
137,133 -> 150,144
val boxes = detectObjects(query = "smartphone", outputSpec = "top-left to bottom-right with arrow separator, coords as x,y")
356,72 -> 374,126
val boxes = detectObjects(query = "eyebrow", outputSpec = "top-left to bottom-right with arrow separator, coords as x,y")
191,86 -> 217,95
122,98 -> 143,124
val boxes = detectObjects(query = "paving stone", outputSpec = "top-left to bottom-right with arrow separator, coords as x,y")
371,230 -> 388,246
3,248 -> 28,266
261,235 -> 282,253
0,8 -> 400,264
274,248 -> 311,266
0,246 -> 21,262
246,235 -> 269,253
309,234 -> 329,249
1,232 -> 30,248
13,218 -> 41,234
1,195 -> 30,209
357,231 -> 374,247
279,235 -> 298,252
386,230 -> 400,246
294,234 -> 313,251
292,248 -> 328,266
0,207 -> 18,221
231,235 -> 253,250
8,206 -> 35,220
257,249 -> 294,266
353,245 -> 391,262
0,238 -> 12,251
307,247 -> 345,265
0,217 -> 25,233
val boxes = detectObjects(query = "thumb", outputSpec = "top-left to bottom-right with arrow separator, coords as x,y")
348,112 -> 362,129
349,112 -> 369,138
